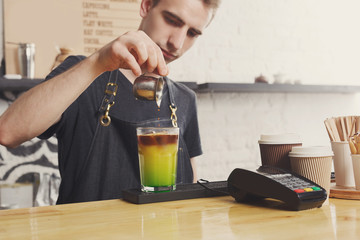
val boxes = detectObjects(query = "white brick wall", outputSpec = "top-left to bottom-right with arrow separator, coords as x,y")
195,92 -> 360,181
170,0 -> 360,85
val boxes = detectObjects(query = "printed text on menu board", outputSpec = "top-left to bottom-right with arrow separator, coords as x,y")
82,0 -> 141,54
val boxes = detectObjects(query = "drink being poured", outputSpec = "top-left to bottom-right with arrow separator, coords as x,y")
133,74 -> 164,108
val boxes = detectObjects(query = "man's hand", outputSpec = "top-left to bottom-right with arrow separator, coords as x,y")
96,30 -> 169,77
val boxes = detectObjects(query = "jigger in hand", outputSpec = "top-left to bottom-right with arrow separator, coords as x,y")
133,74 -> 164,108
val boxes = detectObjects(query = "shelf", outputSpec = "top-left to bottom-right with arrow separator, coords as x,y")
178,81 -> 198,91
0,78 -> 43,91
195,82 -> 360,93
2,77 -> 360,94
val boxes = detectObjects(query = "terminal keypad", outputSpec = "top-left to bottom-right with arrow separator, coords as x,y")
266,173 -> 322,194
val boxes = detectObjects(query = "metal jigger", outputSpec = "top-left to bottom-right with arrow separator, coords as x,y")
133,74 -> 164,108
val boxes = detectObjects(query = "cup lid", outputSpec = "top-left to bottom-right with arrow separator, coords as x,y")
288,146 -> 334,157
258,133 -> 302,144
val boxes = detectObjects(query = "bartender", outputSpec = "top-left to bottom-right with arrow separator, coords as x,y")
0,0 -> 221,204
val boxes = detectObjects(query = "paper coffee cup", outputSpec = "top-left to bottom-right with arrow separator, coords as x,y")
331,141 -> 355,187
289,146 -> 333,202
258,133 -> 302,170
351,154 -> 360,190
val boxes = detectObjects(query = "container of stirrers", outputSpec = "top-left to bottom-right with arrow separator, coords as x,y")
324,116 -> 359,187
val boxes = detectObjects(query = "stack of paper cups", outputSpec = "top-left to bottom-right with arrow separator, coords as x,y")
289,146 -> 333,203
258,133 -> 302,170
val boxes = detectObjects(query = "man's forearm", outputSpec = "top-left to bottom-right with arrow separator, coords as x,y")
0,54 -> 103,148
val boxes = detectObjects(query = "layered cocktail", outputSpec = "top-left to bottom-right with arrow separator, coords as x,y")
137,127 -> 179,192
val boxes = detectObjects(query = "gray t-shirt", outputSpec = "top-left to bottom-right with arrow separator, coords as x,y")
39,56 -> 202,204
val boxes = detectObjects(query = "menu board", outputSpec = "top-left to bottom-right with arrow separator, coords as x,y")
3,0 -> 141,78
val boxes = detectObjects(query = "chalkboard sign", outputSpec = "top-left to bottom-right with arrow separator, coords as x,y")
3,0 -> 141,78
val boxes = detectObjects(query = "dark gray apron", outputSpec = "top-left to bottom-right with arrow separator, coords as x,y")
65,70 -> 193,203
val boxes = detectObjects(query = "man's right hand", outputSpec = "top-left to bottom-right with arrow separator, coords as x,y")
95,30 -> 169,78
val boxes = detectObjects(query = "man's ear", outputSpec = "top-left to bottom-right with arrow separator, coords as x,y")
140,0 -> 153,17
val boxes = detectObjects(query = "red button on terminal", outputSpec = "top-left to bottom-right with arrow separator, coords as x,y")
294,189 -> 305,193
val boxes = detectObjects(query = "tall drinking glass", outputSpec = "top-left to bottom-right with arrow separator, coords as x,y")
137,127 -> 179,192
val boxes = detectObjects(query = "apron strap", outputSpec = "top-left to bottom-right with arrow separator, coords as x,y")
164,76 -> 176,108
164,77 -> 178,127
99,70 -> 119,126
98,73 -> 177,127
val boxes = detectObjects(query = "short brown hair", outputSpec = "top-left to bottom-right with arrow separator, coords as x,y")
151,0 -> 221,21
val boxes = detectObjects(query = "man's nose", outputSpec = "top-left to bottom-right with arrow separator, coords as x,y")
168,28 -> 187,51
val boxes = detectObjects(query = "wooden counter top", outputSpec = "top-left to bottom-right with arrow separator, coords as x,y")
0,196 -> 359,239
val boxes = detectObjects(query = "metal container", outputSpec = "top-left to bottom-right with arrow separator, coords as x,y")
133,74 -> 164,108
18,43 -> 35,78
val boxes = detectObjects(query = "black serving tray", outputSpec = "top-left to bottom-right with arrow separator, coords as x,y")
122,181 -> 228,204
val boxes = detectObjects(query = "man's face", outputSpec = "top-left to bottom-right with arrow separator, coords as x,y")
139,0 -> 213,64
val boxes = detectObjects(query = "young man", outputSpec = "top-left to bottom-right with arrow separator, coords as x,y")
0,0 -> 220,204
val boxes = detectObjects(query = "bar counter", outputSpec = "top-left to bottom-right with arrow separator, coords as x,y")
0,196 -> 359,239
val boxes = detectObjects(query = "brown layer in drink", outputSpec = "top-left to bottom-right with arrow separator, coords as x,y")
138,134 -> 178,146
